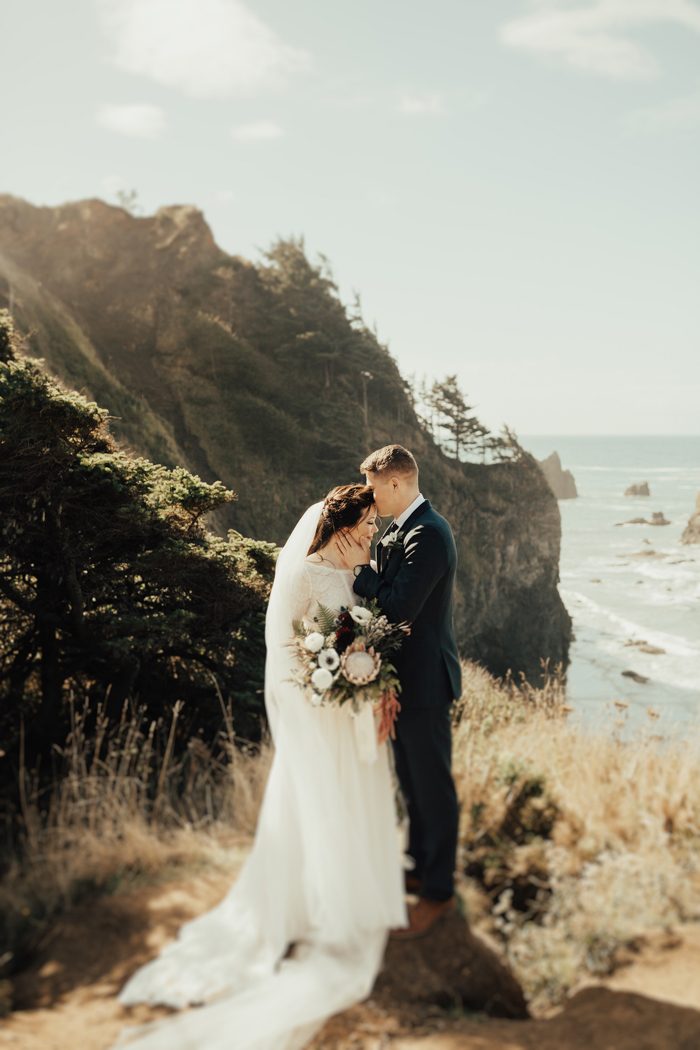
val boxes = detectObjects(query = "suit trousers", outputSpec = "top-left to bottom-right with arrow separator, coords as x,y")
391,702 -> 459,901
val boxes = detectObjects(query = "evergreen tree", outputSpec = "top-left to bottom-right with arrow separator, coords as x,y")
261,237 -> 348,389
416,375 -> 437,439
485,425 -> 527,463
429,375 -> 486,460
0,312 -> 275,789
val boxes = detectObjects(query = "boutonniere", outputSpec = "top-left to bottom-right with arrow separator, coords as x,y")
382,523 -> 423,558
382,530 -> 405,552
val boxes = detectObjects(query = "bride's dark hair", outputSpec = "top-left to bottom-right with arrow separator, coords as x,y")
307,484 -> 375,556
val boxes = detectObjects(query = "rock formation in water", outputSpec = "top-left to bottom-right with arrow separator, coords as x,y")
625,481 -> 650,496
537,451 -> 577,500
621,670 -> 649,684
681,493 -> 700,545
0,193 -> 572,683
624,639 -> 666,655
615,512 -> 670,527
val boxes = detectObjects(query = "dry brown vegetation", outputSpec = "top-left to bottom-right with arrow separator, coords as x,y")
2,661 -> 700,1020
454,662 -> 700,1010
1,697 -> 271,1010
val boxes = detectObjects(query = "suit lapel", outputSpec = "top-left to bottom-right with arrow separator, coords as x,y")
377,500 -> 431,576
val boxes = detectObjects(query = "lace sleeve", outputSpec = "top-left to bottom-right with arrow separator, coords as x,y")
291,564 -> 314,624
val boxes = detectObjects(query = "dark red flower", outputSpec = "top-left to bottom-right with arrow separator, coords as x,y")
335,625 -> 355,654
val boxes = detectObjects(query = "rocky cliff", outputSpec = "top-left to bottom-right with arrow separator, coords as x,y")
0,193 -> 571,682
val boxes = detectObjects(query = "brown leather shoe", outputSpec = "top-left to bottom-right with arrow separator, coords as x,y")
404,871 -> 422,895
389,895 -> 455,940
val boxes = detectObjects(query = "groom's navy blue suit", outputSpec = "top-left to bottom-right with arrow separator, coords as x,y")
353,499 -> 461,901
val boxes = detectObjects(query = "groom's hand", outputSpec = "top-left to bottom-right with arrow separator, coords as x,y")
335,530 -> 370,571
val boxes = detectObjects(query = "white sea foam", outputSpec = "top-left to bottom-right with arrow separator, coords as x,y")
562,589 -> 700,694
631,561 -> 700,585
562,556 -> 699,589
562,589 -> 699,658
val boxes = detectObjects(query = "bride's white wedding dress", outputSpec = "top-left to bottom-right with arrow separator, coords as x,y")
114,502 -> 407,1050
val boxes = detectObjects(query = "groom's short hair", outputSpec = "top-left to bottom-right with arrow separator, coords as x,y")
360,444 -> 418,478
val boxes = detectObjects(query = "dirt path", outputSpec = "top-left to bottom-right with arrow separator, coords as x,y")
3,870 -> 700,1050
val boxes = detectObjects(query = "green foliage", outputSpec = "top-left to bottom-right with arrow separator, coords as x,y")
427,375 -> 487,460
309,602 -> 338,636
0,310 -> 14,364
0,314 -> 276,813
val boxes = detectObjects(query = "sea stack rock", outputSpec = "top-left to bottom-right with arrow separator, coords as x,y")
615,511 -> 670,527
537,451 -> 577,500
682,493 -> 700,544
625,481 -> 650,497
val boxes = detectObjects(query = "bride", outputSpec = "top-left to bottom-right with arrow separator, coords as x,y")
115,484 -> 408,1049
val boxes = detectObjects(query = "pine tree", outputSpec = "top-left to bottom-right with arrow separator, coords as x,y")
0,311 -> 276,785
429,375 -> 483,460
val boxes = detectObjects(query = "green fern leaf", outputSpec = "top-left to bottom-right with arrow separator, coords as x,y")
312,602 -> 338,635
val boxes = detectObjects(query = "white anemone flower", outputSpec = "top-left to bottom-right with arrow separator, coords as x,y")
319,648 -> 340,671
309,692 -> 324,707
311,666 -> 334,692
349,605 -> 372,626
304,631 -> 325,653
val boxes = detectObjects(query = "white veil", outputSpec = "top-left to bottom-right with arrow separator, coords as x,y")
264,500 -> 323,738
114,500 -> 402,1050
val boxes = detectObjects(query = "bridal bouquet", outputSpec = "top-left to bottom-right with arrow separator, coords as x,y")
292,601 -> 409,742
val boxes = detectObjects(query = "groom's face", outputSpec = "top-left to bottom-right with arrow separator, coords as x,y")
365,472 -> 396,518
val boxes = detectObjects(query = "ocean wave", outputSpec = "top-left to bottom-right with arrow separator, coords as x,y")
561,556 -> 700,585
561,588 -> 700,659
562,596 -> 700,692
629,560 -> 700,584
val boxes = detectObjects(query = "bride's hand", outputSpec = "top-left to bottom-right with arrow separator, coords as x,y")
334,530 -> 370,570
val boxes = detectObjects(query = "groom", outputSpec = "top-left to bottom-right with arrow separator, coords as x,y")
339,444 -> 461,938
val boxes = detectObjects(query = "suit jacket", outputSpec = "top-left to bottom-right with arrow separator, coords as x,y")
353,500 -> 462,709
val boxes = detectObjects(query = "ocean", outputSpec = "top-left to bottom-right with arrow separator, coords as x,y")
521,435 -> 700,736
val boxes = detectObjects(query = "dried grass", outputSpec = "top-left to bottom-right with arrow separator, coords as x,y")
454,662 -> 700,1009
0,698 -> 271,990
3,661 -> 700,1017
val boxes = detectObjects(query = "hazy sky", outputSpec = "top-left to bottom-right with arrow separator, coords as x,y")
2,1 -> 699,435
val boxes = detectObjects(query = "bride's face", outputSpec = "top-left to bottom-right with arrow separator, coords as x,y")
347,504 -> 378,545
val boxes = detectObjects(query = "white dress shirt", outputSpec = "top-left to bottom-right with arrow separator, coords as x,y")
381,492 -> 426,544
